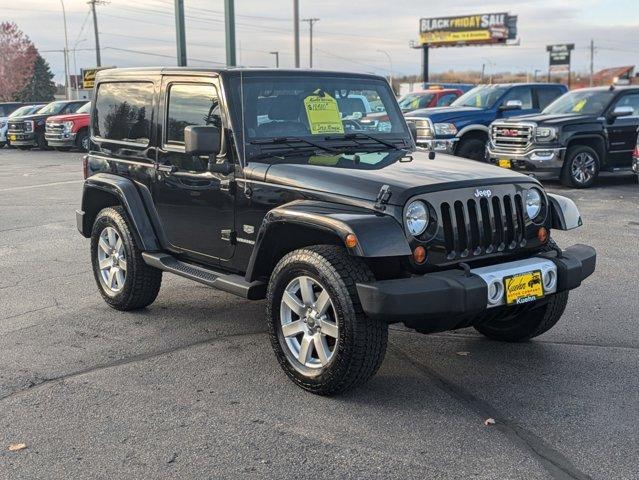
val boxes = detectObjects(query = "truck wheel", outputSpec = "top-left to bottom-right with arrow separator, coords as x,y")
90,206 -> 162,311
474,291 -> 569,342
561,146 -> 600,188
76,130 -> 89,151
266,245 -> 388,395
456,137 -> 487,161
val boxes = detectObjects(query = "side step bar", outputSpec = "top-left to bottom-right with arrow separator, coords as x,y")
142,252 -> 266,300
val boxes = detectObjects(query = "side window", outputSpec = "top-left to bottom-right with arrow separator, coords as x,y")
501,87 -> 533,109
613,93 -> 639,115
93,82 -> 153,145
166,83 -> 220,145
437,93 -> 458,106
418,96 -> 431,108
537,87 -> 564,110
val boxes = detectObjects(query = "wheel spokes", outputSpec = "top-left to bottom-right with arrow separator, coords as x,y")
314,334 -> 331,365
98,237 -> 110,254
298,334 -> 313,364
99,258 -> 111,270
319,318 -> 338,338
283,291 -> 305,316
315,289 -> 331,315
282,320 -> 305,337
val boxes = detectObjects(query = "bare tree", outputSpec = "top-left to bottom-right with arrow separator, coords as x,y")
0,22 -> 38,101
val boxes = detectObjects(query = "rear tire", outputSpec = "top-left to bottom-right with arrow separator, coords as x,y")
266,245 -> 388,395
456,137 -> 487,161
561,145 -> 600,188
474,291 -> 569,342
90,206 -> 162,311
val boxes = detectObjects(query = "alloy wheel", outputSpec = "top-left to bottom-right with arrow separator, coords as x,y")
81,135 -> 90,151
97,226 -> 127,292
279,275 -> 339,369
571,152 -> 596,185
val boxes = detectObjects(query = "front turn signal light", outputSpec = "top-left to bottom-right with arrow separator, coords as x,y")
413,246 -> 426,264
537,227 -> 548,243
344,234 -> 358,248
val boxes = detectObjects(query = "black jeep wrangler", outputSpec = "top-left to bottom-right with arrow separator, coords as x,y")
77,67 -> 596,395
488,86 -> 639,188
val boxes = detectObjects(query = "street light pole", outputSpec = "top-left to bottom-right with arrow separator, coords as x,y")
174,0 -> 187,66
293,0 -> 300,68
60,0 -> 71,100
302,18 -> 319,68
224,0 -> 236,66
270,51 -> 280,68
377,49 -> 393,92
88,0 -> 102,67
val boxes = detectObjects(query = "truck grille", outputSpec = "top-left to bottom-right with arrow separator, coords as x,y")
439,194 -> 526,260
46,123 -> 64,134
8,121 -> 25,133
490,124 -> 533,152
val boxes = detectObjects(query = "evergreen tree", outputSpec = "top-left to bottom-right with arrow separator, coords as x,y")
16,54 -> 55,102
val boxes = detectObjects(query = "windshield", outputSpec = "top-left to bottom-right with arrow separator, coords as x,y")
543,90 -> 615,115
226,73 -> 409,161
451,85 -> 509,108
398,93 -> 434,110
76,102 -> 91,114
37,102 -> 65,115
9,105 -> 37,118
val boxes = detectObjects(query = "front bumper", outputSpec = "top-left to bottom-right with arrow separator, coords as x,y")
356,244 -> 596,325
7,131 -> 36,146
417,137 -> 458,154
487,144 -> 566,178
45,131 -> 77,147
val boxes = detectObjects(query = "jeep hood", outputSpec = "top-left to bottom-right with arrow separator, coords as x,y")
260,150 -> 537,206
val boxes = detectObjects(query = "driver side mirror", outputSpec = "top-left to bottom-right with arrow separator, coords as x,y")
610,105 -> 634,120
500,99 -> 523,111
184,125 -> 221,156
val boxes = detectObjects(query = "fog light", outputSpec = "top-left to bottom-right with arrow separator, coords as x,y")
543,270 -> 556,290
344,234 -> 358,248
537,227 -> 548,243
412,246 -> 426,264
487,280 -> 503,305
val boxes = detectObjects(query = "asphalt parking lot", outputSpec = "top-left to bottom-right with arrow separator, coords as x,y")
0,148 -> 638,480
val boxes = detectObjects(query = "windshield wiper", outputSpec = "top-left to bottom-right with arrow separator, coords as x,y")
325,132 -> 405,151
249,136 -> 340,154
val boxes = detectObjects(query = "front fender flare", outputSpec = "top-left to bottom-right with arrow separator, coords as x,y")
245,201 -> 411,282
548,193 -> 583,230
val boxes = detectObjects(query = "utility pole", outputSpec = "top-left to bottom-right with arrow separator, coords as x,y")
60,0 -> 71,99
270,51 -> 280,68
377,49 -> 393,92
589,39 -> 595,87
293,0 -> 300,68
302,18 -> 319,68
174,0 -> 187,66
534,69 -> 541,82
480,63 -> 485,83
224,0 -> 236,66
88,0 -> 102,67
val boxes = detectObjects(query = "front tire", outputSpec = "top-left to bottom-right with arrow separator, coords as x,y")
456,137 -> 487,161
76,129 -> 89,151
561,145 -> 600,188
266,245 -> 388,395
474,291 -> 569,342
90,206 -> 162,311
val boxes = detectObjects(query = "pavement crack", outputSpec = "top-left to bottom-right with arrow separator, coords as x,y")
390,344 -> 593,480
0,330 -> 267,403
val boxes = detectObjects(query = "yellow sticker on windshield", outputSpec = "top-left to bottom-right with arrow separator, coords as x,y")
304,91 -> 344,135
475,95 -> 481,107
309,155 -> 341,166
572,99 -> 587,112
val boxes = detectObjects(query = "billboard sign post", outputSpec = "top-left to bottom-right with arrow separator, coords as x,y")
547,44 -> 575,87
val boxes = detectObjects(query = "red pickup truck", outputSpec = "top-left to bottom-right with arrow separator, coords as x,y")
45,101 -> 91,151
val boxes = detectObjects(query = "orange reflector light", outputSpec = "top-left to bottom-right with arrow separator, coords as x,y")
413,246 -> 426,264
537,227 -> 548,243
345,234 -> 358,248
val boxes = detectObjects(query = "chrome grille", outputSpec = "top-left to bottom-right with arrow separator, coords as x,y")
46,123 -> 64,134
490,124 -> 533,152
439,194 -> 526,260
8,121 -> 25,133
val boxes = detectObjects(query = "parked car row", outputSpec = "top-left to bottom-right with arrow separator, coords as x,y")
404,84 -> 639,187
0,100 -> 90,151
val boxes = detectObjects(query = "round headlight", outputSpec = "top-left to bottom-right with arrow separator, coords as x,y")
525,188 -> 543,220
405,201 -> 429,236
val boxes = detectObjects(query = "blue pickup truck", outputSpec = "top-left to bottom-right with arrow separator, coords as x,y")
405,83 -> 568,161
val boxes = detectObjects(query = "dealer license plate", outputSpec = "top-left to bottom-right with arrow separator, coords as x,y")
9,134 -> 16,141
498,158 -> 512,168
503,270 -> 544,305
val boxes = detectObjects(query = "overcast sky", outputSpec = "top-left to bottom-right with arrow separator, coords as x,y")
5,0 -> 639,84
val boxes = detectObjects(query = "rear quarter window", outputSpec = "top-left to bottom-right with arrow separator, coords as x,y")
92,82 -> 153,145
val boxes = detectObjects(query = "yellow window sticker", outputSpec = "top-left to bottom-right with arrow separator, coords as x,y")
309,155 -> 341,166
572,99 -> 587,112
304,90 -> 345,135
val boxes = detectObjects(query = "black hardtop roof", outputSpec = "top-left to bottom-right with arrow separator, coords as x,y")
95,66 -> 386,82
